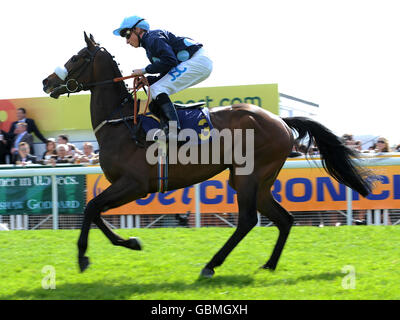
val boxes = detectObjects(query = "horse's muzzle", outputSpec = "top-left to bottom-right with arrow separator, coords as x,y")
42,74 -> 66,98
49,86 -> 66,99
42,78 -> 51,94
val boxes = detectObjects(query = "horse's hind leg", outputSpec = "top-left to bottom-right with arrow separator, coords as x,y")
257,192 -> 294,270
77,178 -> 145,272
200,176 -> 259,278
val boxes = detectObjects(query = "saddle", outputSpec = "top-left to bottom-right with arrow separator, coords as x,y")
135,100 -> 213,143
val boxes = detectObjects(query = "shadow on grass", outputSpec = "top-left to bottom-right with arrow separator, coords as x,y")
1,271 -> 345,300
0,274 -> 254,300
260,271 -> 344,287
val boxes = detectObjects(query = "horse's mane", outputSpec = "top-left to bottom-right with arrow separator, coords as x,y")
101,46 -> 132,102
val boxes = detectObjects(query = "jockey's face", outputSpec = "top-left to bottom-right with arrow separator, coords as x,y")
126,28 -> 141,48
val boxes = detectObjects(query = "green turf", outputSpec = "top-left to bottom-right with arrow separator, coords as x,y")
0,226 -> 399,300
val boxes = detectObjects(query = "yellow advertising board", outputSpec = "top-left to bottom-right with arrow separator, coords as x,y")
86,163 -> 400,215
170,84 -> 279,112
0,84 -> 279,138
0,95 -> 91,138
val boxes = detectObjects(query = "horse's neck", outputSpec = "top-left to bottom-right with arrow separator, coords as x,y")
91,83 -> 154,130
89,55 -> 129,133
90,86 -> 122,130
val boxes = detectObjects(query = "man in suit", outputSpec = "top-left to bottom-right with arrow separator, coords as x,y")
0,120 -> 10,164
15,142 -> 37,165
8,108 -> 47,155
10,122 -> 33,163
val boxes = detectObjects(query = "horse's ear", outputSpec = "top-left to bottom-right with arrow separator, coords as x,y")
90,33 -> 100,46
84,31 -> 95,48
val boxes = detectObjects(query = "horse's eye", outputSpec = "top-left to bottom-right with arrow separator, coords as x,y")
71,56 -> 78,62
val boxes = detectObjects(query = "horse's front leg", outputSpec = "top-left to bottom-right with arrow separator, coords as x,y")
77,177 -> 146,272
93,215 -> 143,250
77,199 -> 97,272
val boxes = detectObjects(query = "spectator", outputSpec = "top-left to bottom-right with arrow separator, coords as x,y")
342,133 -> 354,143
41,138 -> 57,164
7,108 -> 47,155
75,142 -> 99,164
367,143 -> 376,153
342,133 -> 359,151
309,146 -> 319,156
10,123 -> 33,163
57,134 -> 83,156
50,144 -> 74,165
0,120 -> 10,164
298,144 -> 308,154
288,143 -> 303,158
15,142 -> 37,165
395,144 -> 400,152
375,137 -> 389,153
175,212 -> 190,227
354,140 -> 362,152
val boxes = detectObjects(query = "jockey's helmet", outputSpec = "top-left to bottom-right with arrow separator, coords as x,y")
113,16 -> 150,36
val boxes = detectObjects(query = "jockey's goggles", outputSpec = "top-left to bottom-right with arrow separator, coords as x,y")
120,29 -> 132,39
120,18 -> 145,38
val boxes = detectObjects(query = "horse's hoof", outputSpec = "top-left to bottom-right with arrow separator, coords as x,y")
125,237 -> 142,250
200,267 -> 215,279
261,263 -> 276,271
79,256 -> 90,273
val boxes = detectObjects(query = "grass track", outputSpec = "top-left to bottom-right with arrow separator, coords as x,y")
0,226 -> 399,300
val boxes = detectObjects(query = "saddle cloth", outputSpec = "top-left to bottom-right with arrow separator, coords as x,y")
137,100 -> 213,144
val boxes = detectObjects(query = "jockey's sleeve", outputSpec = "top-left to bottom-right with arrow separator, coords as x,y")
144,37 -> 179,75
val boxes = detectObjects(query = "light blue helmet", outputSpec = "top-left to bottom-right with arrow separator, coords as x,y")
113,16 -> 150,36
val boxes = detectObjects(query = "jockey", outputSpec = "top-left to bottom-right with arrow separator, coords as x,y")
113,15 -> 213,139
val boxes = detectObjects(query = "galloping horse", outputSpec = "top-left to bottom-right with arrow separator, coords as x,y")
42,33 -> 373,278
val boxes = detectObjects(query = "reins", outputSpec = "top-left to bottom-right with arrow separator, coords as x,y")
132,76 -> 151,125
101,74 -> 151,125
85,72 -> 151,126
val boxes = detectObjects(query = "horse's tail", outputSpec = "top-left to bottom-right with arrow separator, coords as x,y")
282,116 -> 373,197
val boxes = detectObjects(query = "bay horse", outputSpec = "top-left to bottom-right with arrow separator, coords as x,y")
42,33 -> 373,278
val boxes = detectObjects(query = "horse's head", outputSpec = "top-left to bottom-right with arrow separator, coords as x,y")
42,32 -> 102,99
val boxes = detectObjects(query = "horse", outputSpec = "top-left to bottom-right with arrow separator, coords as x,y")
42,32 -> 373,278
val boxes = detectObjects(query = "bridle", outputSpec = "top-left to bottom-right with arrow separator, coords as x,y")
53,45 -> 150,126
54,46 -> 115,95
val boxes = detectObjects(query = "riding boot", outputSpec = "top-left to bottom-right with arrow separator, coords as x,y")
155,93 -> 181,140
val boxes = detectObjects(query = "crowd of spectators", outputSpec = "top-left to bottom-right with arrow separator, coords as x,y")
0,108 -> 99,166
289,133 -> 400,158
